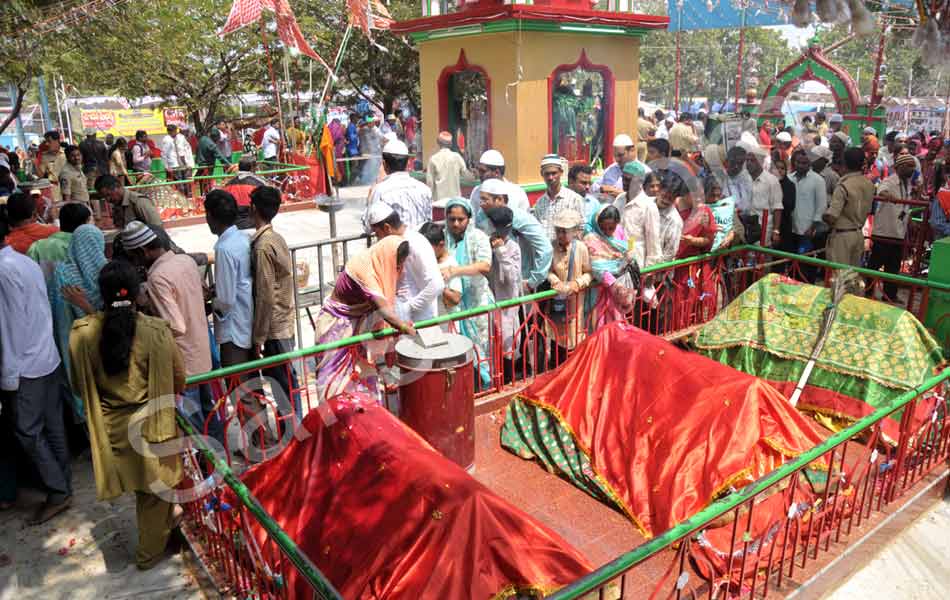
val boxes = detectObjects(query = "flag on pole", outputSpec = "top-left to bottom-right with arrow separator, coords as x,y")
346,0 -> 394,38
222,0 -> 328,68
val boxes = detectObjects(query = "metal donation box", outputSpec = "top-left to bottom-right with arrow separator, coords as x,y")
395,329 -> 475,471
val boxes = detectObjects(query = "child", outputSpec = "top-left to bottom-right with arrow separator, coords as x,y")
484,207 -> 522,381
419,222 -> 462,324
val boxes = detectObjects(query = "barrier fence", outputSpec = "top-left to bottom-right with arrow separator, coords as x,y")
175,246 -> 950,599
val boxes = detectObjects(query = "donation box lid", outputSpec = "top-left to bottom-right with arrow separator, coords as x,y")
395,329 -> 474,371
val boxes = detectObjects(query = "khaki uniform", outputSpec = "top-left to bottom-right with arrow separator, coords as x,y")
824,172 -> 874,266
59,161 -> 90,204
636,117 -> 655,161
39,150 -> 66,204
113,188 -> 162,230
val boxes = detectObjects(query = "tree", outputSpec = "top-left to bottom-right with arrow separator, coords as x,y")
297,0 -> 421,115
50,0 -> 268,133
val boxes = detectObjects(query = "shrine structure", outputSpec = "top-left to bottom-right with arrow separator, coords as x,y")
392,1 -> 667,188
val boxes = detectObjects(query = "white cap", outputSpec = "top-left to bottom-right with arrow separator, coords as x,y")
612,134 -> 634,148
829,113 -> 843,123
809,145 -> 833,161
479,178 -> 508,196
479,149 -> 505,167
367,202 -> 396,226
739,140 -> 768,158
382,138 -> 409,156
383,131 -> 398,143
895,132 -> 909,141
540,154 -> 564,169
776,132 -> 792,143
863,127 -> 876,135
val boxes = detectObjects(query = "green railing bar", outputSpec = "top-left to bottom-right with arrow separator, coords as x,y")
745,245 -> 950,292
185,288 -> 559,385
187,245 -> 945,385
174,410 -> 344,600
121,164 -> 309,191
548,366 -> 950,600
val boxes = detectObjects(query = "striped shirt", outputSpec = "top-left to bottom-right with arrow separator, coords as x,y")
532,185 -> 585,241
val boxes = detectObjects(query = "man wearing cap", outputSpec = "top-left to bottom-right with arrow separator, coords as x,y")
468,149 -> 530,225
120,220 -> 221,442
668,113 -> 699,157
829,131 -> 850,175
59,145 -> 91,209
822,147 -> 874,267
365,139 -> 432,231
39,131 -> 66,208
827,114 -> 844,137
426,131 -> 468,203
869,153 -> 916,297
367,202 -> 443,322
810,145 -> 839,199
775,131 -> 793,160
592,134 -> 650,197
613,161 -> 661,267
745,144 -> 784,246
477,178 -> 553,291
533,155 -> 585,241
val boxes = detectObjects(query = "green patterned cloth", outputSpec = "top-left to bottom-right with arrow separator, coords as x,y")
693,274 -> 945,406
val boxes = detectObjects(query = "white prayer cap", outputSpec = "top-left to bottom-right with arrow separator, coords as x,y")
479,149 -> 505,167
383,131 -> 398,143
612,134 -> 634,148
539,154 -> 564,169
829,113 -> 843,123
809,145 -> 833,161
895,132 -> 909,141
776,132 -> 792,143
739,140 -> 768,158
479,178 -> 508,196
862,126 -> 877,135
382,138 -> 408,156
367,202 -> 396,226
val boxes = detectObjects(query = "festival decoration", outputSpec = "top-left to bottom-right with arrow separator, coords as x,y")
222,0 -> 328,68
346,0 -> 394,39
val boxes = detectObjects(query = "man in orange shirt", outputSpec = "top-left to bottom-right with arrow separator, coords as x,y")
3,191 -> 58,254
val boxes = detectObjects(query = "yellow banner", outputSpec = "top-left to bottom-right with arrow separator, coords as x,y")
79,108 -> 173,137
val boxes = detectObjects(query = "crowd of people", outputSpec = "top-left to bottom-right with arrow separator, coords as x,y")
0,176 -> 297,568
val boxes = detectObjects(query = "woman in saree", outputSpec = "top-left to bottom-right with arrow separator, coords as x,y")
673,172 -> 718,329
69,260 -> 185,570
583,204 -> 638,328
49,223 -> 108,419
312,235 -> 415,401
443,197 -> 494,390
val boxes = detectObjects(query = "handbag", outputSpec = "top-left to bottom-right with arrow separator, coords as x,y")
548,240 -> 576,323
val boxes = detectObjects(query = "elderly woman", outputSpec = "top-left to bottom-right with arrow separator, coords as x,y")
444,197 -> 495,389
312,235 -> 415,401
545,209 -> 592,368
583,204 -> 637,328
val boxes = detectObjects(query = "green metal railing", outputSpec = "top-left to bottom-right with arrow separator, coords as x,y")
180,244 -> 948,598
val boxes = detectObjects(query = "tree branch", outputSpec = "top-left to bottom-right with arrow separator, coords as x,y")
0,70 -> 31,138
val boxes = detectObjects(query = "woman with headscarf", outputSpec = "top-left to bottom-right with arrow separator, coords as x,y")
583,204 -> 637,328
673,173 -> 718,329
443,197 -> 494,389
545,210 -> 592,368
49,224 -> 107,419
312,235 -> 415,401
68,260 -> 185,570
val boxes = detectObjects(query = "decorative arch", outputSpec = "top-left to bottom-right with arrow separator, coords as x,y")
755,43 -> 885,144
437,49 -> 492,150
547,49 -> 615,166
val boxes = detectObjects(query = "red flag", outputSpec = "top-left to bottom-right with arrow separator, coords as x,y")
222,0 -> 328,68
346,0 -> 393,38
222,0 -> 271,35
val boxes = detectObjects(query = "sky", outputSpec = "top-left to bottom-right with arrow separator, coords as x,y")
774,23 -> 816,49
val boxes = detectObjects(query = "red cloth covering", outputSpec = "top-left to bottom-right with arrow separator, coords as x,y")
224,394 -> 592,599
515,322 -> 827,538
285,151 -> 328,200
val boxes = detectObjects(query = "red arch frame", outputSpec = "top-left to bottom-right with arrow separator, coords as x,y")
437,49 -> 493,149
547,49 -> 615,162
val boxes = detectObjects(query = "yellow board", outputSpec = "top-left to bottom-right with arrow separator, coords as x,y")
79,108 -> 172,137
417,31 -> 641,186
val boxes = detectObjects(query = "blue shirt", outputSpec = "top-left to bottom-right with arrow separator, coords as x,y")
0,246 -> 61,390
932,197 -> 950,240
212,226 -> 253,349
345,123 -> 360,155
477,208 -> 553,290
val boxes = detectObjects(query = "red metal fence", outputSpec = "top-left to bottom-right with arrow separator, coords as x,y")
175,246 -> 949,599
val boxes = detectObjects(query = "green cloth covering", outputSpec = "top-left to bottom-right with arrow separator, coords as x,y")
26,231 -> 71,266
693,274 -> 945,426
501,397 -> 622,512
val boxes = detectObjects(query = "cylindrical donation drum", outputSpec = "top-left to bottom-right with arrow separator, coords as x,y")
396,334 -> 475,471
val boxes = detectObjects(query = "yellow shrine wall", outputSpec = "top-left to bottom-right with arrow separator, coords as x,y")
417,31 -> 641,185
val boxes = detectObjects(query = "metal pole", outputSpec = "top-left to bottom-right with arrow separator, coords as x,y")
61,76 -> 74,142
260,15 -> 286,161
674,5 -> 682,114
36,75 -> 51,132
735,6 -> 746,111
7,83 -> 27,153
867,26 -> 886,129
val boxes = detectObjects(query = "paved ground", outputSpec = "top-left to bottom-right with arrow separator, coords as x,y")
825,498 -> 950,600
0,454 -> 205,600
